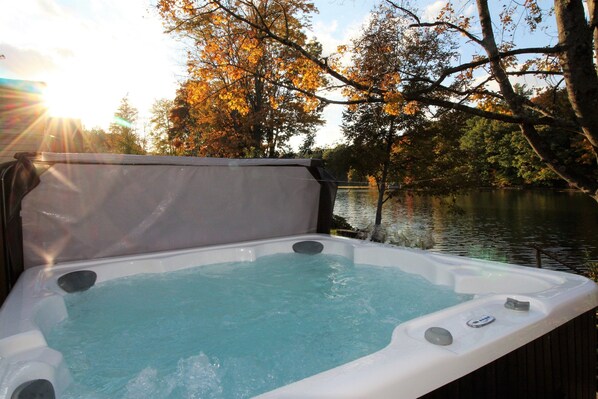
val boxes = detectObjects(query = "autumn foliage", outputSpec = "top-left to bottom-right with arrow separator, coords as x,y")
158,0 -> 324,157
157,0 -> 597,202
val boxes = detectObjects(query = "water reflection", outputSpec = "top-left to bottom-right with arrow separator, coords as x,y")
334,189 -> 598,272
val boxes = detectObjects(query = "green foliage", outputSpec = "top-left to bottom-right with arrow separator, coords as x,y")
341,103 -> 408,188
322,144 -> 355,184
331,214 -> 354,230
80,127 -> 111,153
149,98 -> 176,155
107,96 -> 145,155
325,95 -> 592,195
391,110 -> 474,193
460,116 -> 558,187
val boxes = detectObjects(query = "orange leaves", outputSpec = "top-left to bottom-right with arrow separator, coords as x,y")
289,57 -> 321,93
218,89 -> 250,115
402,101 -> 420,116
265,96 -> 277,111
367,175 -> 377,187
523,0 -> 542,31
382,91 -> 404,116
158,0 -> 325,157
379,73 -> 401,91
434,2 -> 470,35
181,0 -> 195,15
476,97 -> 512,116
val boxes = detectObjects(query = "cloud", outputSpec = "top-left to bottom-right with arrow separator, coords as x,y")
35,0 -> 64,17
308,6 -> 372,57
0,44 -> 58,80
315,104 -> 345,148
422,0 -> 476,22
303,4 -> 375,148
422,1 -> 445,21
310,20 -> 340,57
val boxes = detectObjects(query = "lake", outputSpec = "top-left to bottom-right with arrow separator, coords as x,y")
333,189 -> 598,272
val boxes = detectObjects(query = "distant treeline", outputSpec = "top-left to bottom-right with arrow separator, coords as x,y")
312,98 -> 595,193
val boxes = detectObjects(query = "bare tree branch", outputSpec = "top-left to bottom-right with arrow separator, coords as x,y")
411,21 -> 483,45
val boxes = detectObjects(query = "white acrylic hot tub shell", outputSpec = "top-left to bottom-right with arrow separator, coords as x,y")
0,234 -> 596,399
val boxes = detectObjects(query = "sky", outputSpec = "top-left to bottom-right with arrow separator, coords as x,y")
0,0 -> 477,148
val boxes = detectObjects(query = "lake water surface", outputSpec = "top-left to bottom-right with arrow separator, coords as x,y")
333,189 -> 598,272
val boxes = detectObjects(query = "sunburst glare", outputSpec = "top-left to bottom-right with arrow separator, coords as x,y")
43,83 -> 84,120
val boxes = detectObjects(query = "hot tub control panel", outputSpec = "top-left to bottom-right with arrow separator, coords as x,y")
466,315 -> 496,328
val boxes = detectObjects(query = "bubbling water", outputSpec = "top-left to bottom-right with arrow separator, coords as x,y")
47,253 -> 471,398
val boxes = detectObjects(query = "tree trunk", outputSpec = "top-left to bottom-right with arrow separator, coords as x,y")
372,120 -> 396,241
589,0 -> 598,69
554,0 -> 598,153
252,76 -> 264,154
476,0 -> 598,203
266,128 -> 277,157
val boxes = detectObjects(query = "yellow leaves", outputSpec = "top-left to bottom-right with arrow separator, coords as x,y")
211,13 -> 226,26
367,175 -> 377,187
476,97 -> 512,116
157,0 -> 325,157
186,80 -> 210,104
286,57 -> 323,97
181,0 -> 194,15
219,89 -> 250,115
458,17 -> 471,32
379,73 -> 401,91
187,12 -> 322,119
383,103 -> 402,116
403,101 -> 420,116
269,96 -> 279,110
382,91 -> 404,116
302,97 -> 320,113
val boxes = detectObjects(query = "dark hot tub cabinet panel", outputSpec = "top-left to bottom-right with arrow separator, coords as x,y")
420,309 -> 596,399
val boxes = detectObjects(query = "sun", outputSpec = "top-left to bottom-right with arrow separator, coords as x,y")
43,83 -> 85,119
42,78 -> 113,128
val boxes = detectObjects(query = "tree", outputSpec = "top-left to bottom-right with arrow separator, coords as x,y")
149,98 -> 176,155
79,127 -> 111,153
392,110 -> 473,192
460,116 -> 558,187
342,104 -> 400,240
108,96 -> 145,155
194,0 -> 598,202
321,144 -> 355,184
158,0 -> 324,157
168,83 -> 204,156
340,4 -> 450,239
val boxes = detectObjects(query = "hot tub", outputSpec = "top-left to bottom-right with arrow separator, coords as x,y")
1,234 -> 596,398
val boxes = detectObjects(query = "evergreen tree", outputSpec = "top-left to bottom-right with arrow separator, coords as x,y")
108,96 -> 144,155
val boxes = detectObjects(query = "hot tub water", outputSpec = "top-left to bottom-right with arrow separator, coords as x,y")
46,253 -> 472,398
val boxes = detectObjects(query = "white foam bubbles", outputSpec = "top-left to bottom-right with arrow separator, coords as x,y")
124,353 -> 222,399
